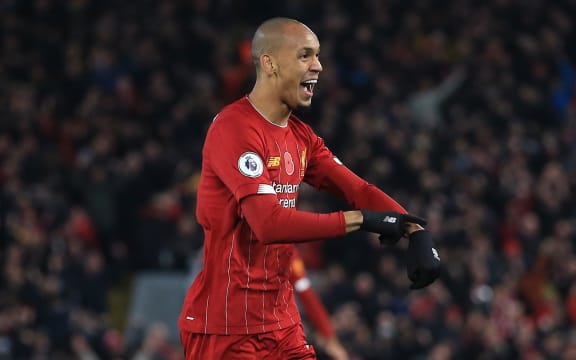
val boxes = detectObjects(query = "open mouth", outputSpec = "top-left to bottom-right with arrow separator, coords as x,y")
300,79 -> 317,96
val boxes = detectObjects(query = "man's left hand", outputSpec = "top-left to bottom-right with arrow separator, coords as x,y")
360,210 -> 427,245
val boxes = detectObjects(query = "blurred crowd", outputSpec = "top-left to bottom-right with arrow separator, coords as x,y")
1,0 -> 575,359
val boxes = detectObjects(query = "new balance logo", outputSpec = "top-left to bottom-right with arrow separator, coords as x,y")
382,216 -> 397,223
267,156 -> 281,168
432,248 -> 440,261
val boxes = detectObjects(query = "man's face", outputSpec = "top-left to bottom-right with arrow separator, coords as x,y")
274,26 -> 322,110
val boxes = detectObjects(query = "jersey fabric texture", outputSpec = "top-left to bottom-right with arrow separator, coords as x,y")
179,97 -> 344,335
178,96 -> 406,336
180,323 -> 316,359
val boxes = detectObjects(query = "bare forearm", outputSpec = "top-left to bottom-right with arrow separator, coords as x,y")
343,210 -> 363,233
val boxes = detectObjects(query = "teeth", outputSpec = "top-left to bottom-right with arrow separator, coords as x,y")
302,80 -> 317,85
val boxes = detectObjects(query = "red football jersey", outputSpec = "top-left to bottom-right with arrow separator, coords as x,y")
179,97 -> 346,335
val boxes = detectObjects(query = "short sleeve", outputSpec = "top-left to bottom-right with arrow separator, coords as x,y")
206,115 -> 276,201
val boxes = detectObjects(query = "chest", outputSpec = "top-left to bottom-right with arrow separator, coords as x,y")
263,132 -> 308,183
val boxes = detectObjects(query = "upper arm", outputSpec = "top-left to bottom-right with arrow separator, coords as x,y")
207,116 -> 276,202
302,133 -> 365,203
303,134 -> 344,190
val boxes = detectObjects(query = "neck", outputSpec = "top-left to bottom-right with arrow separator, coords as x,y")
248,85 -> 291,127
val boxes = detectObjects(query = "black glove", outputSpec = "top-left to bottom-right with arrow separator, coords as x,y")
360,210 -> 427,245
406,230 -> 441,289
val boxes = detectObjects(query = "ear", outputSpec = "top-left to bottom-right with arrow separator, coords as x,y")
260,54 -> 276,76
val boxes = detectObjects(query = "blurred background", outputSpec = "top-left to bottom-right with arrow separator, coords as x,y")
1,0 -> 575,359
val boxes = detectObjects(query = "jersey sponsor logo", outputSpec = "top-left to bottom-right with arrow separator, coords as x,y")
284,152 -> 295,175
278,198 -> 296,208
267,156 -> 281,168
272,181 -> 300,207
272,181 -> 300,194
238,152 -> 264,178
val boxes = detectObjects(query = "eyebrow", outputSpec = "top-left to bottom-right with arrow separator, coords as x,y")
299,47 -> 320,53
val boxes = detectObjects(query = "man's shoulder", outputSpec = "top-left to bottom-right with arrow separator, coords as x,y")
205,98 -> 262,144
288,114 -> 317,138
213,97 -> 254,125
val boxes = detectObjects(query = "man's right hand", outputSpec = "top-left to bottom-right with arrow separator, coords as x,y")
360,210 -> 427,245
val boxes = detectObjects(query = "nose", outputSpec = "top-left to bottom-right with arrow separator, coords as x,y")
311,57 -> 323,73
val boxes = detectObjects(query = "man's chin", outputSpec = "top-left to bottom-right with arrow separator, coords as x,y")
293,101 -> 315,115
296,98 -> 313,109
284,97 -> 313,112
